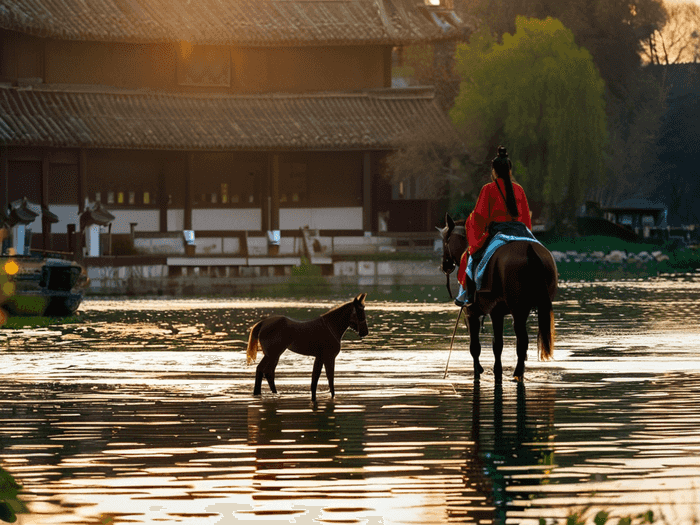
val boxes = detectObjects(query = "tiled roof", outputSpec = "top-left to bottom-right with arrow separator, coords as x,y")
0,0 -> 470,45
0,84 -> 458,151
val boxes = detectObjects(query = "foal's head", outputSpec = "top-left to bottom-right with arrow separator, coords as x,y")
349,293 -> 369,338
438,213 -> 466,275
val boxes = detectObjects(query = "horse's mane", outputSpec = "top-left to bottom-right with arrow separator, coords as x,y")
322,300 -> 355,318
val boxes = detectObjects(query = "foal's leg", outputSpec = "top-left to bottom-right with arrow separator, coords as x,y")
310,355 -> 324,402
513,312 -> 529,382
323,355 -> 336,398
264,355 -> 280,394
467,313 -> 485,378
254,355 -> 270,395
490,311 -> 505,382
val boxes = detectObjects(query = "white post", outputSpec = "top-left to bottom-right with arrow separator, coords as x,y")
12,225 -> 26,255
86,225 -> 100,257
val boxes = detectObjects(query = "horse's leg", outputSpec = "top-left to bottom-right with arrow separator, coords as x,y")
254,354 -> 270,395
513,312 -> 529,382
264,355 -> 280,394
323,353 -> 337,398
467,312 -> 485,378
490,311 -> 505,382
310,355 -> 324,402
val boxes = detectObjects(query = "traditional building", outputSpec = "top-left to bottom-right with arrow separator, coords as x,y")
0,0 -> 469,257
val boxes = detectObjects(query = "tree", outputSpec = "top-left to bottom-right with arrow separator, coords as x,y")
381,124 -> 466,200
642,2 -> 700,64
455,0 -> 668,208
450,17 -> 608,221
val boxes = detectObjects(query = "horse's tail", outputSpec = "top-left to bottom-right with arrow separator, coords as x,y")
246,321 -> 263,365
527,244 -> 555,361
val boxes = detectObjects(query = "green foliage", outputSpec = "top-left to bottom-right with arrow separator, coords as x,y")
0,467 -> 27,523
450,199 -> 475,221
560,508 -> 655,525
451,17 -> 608,211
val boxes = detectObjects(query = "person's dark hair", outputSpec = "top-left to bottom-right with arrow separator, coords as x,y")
491,146 -> 519,218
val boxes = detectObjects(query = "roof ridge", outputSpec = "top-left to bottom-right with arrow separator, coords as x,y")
0,83 -> 435,100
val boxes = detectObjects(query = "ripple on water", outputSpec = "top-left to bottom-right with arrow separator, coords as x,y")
1,278 -> 700,523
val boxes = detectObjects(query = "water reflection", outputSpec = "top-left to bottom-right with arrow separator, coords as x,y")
2,277 -> 700,523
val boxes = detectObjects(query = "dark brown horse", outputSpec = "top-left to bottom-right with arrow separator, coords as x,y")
247,294 -> 368,401
438,213 -> 557,382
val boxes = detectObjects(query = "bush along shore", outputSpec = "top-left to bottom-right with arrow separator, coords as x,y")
543,236 -> 700,281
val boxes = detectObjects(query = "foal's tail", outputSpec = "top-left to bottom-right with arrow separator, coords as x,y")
246,321 -> 263,365
528,244 -> 555,361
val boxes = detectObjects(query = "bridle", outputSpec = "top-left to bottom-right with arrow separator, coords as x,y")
440,223 -> 466,299
441,224 -> 466,276
353,302 -> 368,335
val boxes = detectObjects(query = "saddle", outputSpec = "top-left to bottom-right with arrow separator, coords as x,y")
468,221 -> 541,293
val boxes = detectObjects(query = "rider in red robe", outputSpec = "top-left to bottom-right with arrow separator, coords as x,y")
456,147 -> 532,303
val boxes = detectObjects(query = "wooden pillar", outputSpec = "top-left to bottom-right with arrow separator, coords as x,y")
363,152 -> 372,234
270,153 -> 280,232
185,152 -> 193,230
158,169 -> 167,233
383,46 -> 393,88
78,149 -> 87,214
0,146 -> 8,214
41,156 -> 50,251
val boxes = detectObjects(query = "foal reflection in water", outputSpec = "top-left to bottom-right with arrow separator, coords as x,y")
246,293 -> 368,401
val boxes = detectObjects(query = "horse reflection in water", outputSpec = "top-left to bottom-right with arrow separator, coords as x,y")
439,213 -> 557,382
455,383 -> 556,523
247,293 -> 368,401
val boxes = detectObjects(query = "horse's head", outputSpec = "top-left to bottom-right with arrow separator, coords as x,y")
349,293 -> 369,338
437,213 -> 466,275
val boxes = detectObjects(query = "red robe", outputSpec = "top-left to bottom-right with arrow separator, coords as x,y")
458,178 -> 531,286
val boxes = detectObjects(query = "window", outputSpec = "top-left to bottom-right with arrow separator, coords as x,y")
177,43 -> 231,87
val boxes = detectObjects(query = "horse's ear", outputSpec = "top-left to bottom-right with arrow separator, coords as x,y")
355,293 -> 367,306
445,213 -> 455,231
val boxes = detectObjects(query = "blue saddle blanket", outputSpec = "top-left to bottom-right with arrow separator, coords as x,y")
466,232 -> 542,290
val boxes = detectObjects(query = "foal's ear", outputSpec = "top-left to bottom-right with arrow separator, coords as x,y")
355,293 -> 367,306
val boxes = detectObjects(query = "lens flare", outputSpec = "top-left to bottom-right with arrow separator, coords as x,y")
4,260 -> 19,275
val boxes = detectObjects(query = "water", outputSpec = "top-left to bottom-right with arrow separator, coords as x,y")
2,276 -> 700,524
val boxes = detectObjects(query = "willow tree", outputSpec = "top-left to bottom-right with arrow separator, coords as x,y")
450,16 -> 608,221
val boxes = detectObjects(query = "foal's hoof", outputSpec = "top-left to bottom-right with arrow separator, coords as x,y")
513,375 -> 523,383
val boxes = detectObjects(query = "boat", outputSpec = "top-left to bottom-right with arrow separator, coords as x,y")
0,198 -> 90,318
1,256 -> 89,317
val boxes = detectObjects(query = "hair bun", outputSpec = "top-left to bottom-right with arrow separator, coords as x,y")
497,146 -> 508,158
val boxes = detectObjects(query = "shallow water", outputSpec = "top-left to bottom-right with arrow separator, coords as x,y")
2,275 -> 700,524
